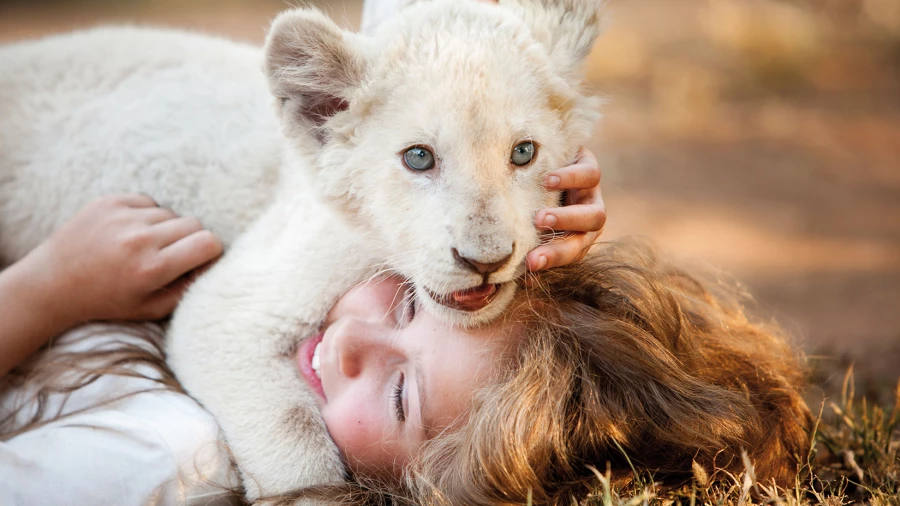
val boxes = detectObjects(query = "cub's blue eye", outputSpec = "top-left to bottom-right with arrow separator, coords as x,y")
511,142 -> 536,166
403,147 -> 436,172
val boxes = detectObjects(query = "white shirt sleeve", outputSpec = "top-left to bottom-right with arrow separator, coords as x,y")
0,324 -> 238,506
360,0 -> 411,35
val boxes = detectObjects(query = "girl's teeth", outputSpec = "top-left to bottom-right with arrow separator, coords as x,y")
311,342 -> 321,377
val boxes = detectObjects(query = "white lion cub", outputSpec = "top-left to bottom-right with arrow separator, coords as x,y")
0,0 -> 603,500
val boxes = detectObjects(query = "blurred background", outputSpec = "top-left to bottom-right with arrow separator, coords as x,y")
1,0 -> 898,402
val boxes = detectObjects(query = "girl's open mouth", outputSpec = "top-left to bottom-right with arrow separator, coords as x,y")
296,332 -> 326,401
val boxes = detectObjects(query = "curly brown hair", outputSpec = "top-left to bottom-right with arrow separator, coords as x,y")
400,239 -> 812,505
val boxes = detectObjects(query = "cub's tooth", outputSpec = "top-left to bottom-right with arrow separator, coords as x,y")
311,342 -> 321,372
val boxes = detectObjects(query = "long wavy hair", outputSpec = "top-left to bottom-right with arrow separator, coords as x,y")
0,323 -> 181,440
400,240 -> 812,505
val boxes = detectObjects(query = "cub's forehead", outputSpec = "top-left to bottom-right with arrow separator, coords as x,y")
361,1 -> 565,136
369,1 -> 547,87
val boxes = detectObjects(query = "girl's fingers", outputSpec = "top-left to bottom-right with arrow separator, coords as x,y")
151,216 -> 204,247
116,193 -> 159,208
573,146 -> 599,167
565,174 -> 604,206
527,231 -> 599,271
530,147 -> 605,270
136,206 -> 179,225
137,276 -> 194,319
157,230 -> 223,285
545,147 -> 601,190
138,256 -> 220,319
535,204 -> 607,233
137,288 -> 181,320
545,162 -> 601,191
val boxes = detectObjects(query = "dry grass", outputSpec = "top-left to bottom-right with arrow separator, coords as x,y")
562,371 -> 900,506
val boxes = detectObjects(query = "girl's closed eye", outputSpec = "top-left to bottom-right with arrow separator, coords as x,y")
393,373 -> 406,422
402,293 -> 417,324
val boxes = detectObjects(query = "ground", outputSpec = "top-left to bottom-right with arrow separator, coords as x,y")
1,0 -> 898,402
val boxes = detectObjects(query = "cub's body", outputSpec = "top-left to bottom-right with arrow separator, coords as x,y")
0,0 -> 604,500
0,27 -> 284,264
0,24 -> 356,500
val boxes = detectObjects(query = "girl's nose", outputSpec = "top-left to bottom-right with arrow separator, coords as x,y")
332,319 -> 397,378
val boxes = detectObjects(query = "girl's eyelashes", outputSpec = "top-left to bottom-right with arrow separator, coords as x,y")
394,288 -> 417,326
406,297 -> 417,323
400,290 -> 417,324
392,372 -> 406,423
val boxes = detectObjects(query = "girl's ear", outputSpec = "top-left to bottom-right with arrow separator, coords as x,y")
264,8 -> 369,141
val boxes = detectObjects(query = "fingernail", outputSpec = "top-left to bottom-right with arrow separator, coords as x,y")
535,255 -> 548,270
546,175 -> 561,188
542,213 -> 557,228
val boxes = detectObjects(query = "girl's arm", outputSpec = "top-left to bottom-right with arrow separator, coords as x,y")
0,259 -> 69,377
0,194 -> 222,376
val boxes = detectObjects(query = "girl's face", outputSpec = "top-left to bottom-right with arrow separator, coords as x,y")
295,275 -> 518,478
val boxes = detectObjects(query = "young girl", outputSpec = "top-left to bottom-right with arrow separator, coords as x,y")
2,233 -> 811,506
265,241 -> 812,505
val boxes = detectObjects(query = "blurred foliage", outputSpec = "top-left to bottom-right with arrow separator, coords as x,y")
590,0 -> 900,94
585,0 -> 900,183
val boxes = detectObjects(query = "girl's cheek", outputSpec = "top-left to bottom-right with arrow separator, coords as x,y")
324,405 -> 378,460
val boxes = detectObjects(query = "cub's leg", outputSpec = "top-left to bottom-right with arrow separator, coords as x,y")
167,196 -> 371,500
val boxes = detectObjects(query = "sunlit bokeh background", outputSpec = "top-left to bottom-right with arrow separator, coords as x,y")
1,0 -> 898,400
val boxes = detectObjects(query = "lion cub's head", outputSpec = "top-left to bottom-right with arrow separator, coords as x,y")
266,0 -> 603,325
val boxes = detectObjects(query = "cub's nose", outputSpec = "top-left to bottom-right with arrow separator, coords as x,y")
452,246 -> 515,275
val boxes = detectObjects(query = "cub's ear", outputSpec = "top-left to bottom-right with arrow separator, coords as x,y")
264,8 -> 369,141
499,0 -> 605,77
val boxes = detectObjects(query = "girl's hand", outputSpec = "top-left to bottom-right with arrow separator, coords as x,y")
0,194 -> 222,376
528,147 -> 606,271
25,194 -> 223,325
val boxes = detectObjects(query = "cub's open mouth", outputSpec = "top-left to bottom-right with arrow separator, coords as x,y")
427,283 -> 503,312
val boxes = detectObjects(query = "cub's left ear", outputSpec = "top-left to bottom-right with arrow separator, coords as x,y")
264,8 -> 369,141
499,0 -> 605,76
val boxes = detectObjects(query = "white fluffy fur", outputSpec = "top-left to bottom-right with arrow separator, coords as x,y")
0,28 -> 282,262
0,0 -> 603,500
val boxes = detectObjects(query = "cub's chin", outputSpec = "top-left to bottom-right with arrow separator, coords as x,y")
416,281 -> 519,328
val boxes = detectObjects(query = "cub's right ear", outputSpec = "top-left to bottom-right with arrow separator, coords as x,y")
264,8 -> 369,141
